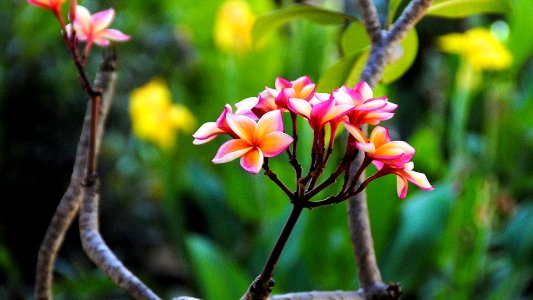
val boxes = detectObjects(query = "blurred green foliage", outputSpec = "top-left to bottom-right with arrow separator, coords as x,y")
0,0 -> 531,299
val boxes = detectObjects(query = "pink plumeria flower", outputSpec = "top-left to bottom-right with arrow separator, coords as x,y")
275,76 -> 316,109
345,125 -> 414,168
380,162 -> 433,198
212,110 -> 293,174
333,82 -> 397,127
67,6 -> 130,48
27,0 -> 65,15
239,76 -> 315,118
288,92 -> 354,132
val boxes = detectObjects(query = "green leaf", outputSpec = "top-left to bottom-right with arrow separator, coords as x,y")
427,0 -> 512,18
508,0 -> 533,70
382,183 -> 454,291
382,28 -> 418,83
252,4 -> 357,43
187,235 -> 250,300
340,21 -> 371,56
388,0 -> 406,25
320,23 -> 417,89
317,50 -> 367,92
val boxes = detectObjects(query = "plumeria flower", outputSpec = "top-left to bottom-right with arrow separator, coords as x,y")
67,6 -> 130,49
379,162 -> 433,199
288,92 -> 354,132
234,76 -> 317,118
333,82 -> 397,127
275,76 -> 316,109
212,110 -> 293,174
346,125 -> 414,168
27,0 -> 65,15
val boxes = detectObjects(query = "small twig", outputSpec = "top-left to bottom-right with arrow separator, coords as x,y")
289,113 -> 303,180
35,56 -> 117,300
79,180 -> 161,300
263,159 -> 295,200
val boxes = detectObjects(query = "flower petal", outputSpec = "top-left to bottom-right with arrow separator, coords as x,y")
320,104 -> 355,126
369,126 -> 391,147
258,132 -> 293,157
212,139 -> 252,163
226,113 -> 256,144
235,97 -> 259,116
288,98 -> 311,119
309,98 -> 334,126
240,148 -> 263,174
192,122 -> 225,144
356,142 -> 376,153
397,175 -> 409,198
275,77 -> 291,90
91,8 -> 115,32
74,5 -> 92,35
255,109 -> 284,140
405,170 -> 434,190
354,81 -> 373,101
342,121 -> 367,144
100,28 -> 130,42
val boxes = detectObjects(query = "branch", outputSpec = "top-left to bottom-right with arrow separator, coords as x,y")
346,0 -> 433,295
241,205 -> 305,300
356,0 -> 382,43
269,290 -> 365,299
387,0 -> 432,46
79,180 -> 161,300
35,55 -> 117,300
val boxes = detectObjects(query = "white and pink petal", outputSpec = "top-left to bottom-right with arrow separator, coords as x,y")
212,139 -> 253,164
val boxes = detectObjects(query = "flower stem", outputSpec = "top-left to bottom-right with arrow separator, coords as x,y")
247,204 -> 304,299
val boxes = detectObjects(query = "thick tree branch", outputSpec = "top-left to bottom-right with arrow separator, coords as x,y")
35,55 -> 117,300
387,0 -> 432,45
79,180 -> 161,300
347,0 -> 433,296
356,0 -> 382,43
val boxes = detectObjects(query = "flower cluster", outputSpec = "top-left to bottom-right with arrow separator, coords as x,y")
194,76 -> 432,199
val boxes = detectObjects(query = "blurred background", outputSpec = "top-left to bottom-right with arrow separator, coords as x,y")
0,0 -> 531,299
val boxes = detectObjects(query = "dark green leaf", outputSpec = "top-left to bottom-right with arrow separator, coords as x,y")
388,0 -> 406,25
252,4 -> 357,43
187,235 -> 250,300
317,50 -> 367,92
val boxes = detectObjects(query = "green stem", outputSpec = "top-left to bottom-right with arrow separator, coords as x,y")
449,61 -> 476,170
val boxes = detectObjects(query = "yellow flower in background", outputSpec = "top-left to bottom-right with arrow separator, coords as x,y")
129,79 -> 196,150
214,0 -> 256,54
438,28 -> 512,71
